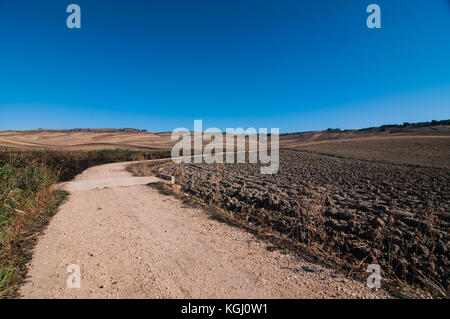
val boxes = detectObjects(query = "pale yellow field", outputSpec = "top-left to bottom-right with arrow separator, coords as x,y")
0,130 -> 175,150
0,125 -> 448,150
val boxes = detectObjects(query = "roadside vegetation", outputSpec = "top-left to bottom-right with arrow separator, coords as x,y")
0,149 -> 170,298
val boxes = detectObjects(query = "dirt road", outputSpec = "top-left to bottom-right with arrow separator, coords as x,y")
19,161 -> 389,298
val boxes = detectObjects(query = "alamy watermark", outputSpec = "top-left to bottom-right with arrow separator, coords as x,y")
66,4 -> 81,29
171,120 -> 279,174
65,4 -> 381,30
66,264 -> 81,288
366,4 -> 381,29
366,264 -> 381,289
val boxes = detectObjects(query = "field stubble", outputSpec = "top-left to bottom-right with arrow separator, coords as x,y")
154,141 -> 449,297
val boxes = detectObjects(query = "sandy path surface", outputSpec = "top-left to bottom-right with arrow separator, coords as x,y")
19,161 -> 389,299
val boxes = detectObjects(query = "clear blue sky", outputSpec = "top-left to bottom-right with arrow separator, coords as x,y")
0,0 -> 449,132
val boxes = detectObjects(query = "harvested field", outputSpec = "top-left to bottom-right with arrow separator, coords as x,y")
157,143 -> 449,297
1,123 -> 449,151
297,136 -> 450,169
0,129 -> 174,151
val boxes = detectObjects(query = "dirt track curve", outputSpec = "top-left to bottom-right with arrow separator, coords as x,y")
19,160 -> 389,298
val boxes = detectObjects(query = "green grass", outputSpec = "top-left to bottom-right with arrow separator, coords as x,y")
0,149 -> 170,298
0,266 -> 13,295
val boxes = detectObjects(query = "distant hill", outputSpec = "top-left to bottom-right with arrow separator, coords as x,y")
0,120 -> 449,150
277,120 -> 450,147
2,128 -> 150,134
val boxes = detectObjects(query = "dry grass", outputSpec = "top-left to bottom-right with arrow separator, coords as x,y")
0,156 -> 63,297
0,149 -> 170,298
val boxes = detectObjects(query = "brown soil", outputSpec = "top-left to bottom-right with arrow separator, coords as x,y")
19,161 -> 388,299
159,137 -> 449,297
297,136 -> 450,169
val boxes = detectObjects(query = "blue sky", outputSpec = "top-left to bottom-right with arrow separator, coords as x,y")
0,0 -> 449,132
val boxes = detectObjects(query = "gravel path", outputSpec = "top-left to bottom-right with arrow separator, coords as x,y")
19,161 -> 389,298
